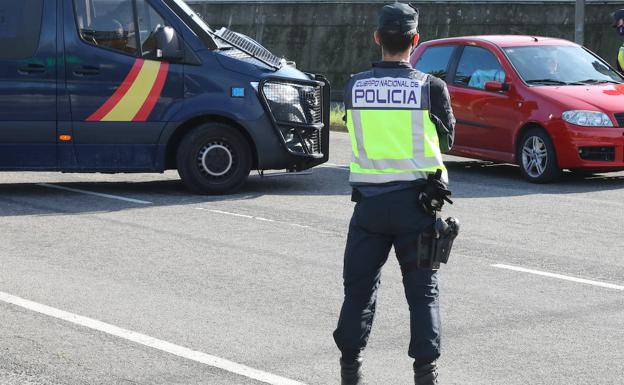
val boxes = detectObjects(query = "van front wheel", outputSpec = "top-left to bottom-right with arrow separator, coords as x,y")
177,123 -> 252,195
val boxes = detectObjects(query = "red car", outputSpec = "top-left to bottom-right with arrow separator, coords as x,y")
410,35 -> 624,182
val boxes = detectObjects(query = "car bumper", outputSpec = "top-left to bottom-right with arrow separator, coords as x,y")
554,122 -> 624,171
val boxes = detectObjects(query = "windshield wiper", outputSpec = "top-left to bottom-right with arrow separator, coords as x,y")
525,79 -> 569,85
575,79 -> 621,85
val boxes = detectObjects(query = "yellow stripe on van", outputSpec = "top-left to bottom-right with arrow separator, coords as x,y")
101,60 -> 161,122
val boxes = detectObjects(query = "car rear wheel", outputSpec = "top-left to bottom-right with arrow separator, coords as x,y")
177,123 -> 252,195
518,128 -> 561,183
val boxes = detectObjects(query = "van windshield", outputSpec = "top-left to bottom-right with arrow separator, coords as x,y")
504,45 -> 623,85
164,0 -> 221,49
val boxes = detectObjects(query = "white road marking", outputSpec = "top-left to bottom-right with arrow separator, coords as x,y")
492,264 -> 624,291
204,209 -> 254,219
0,291 -> 307,385
198,208 -> 339,235
39,183 -> 152,205
321,163 -> 349,170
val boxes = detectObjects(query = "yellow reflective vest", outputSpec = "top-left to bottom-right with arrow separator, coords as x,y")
345,66 -> 447,185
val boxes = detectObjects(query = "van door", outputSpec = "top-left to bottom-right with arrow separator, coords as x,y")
64,0 -> 183,171
0,0 -> 57,169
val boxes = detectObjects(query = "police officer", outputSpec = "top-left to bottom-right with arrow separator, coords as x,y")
333,4 -> 455,385
613,9 -> 624,73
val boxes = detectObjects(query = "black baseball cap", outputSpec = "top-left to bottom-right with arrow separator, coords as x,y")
613,9 -> 624,27
378,3 -> 419,33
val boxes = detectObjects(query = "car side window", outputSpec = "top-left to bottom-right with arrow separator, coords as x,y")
0,1 -> 43,60
415,45 -> 456,81
74,0 -> 138,56
454,46 -> 506,90
136,0 -> 170,60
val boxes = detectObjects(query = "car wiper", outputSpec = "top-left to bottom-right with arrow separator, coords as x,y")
525,79 -> 569,85
575,79 -> 621,85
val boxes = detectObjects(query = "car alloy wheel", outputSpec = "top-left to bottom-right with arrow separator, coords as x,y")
522,136 -> 548,178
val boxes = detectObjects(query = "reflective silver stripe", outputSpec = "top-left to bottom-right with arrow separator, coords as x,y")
411,109 -> 425,159
350,170 -> 430,183
349,169 -> 449,184
350,110 -> 367,161
413,110 -> 445,169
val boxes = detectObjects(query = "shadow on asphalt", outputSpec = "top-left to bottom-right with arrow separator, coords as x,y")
447,160 -> 624,198
0,164 -> 622,217
0,167 -> 352,217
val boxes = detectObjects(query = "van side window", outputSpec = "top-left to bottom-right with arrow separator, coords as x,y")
0,1 -> 43,60
136,0 -> 170,60
454,46 -> 506,90
74,0 -> 138,56
414,45 -> 456,81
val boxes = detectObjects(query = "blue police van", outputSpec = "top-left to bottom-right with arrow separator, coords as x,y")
0,0 -> 329,194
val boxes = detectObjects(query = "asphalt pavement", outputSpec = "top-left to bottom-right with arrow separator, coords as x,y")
1,132 -> 623,385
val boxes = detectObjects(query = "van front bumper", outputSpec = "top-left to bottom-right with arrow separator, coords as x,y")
258,75 -> 330,171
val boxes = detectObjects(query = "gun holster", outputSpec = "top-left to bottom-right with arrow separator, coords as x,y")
410,217 -> 460,271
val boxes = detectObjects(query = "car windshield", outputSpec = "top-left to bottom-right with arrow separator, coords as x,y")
504,45 -> 624,85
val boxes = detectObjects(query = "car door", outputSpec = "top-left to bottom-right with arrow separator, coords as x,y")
448,45 -> 520,160
64,0 -> 183,170
0,0 -> 57,169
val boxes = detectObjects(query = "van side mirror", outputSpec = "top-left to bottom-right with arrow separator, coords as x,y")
484,81 -> 510,92
155,26 -> 184,61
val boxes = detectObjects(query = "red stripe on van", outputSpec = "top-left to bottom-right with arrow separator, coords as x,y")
132,62 -> 170,122
86,59 -> 145,122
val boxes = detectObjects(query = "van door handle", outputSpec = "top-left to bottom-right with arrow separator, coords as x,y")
18,63 -> 46,75
73,65 -> 100,76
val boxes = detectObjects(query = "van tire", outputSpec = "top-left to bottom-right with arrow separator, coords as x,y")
518,128 -> 561,183
176,123 -> 251,195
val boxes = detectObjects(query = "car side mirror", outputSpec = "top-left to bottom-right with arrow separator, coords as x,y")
485,81 -> 510,92
155,26 -> 184,61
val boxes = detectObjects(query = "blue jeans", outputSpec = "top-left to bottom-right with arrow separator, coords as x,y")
333,188 -> 441,364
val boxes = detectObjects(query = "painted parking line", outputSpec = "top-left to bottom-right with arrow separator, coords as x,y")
492,264 -> 624,291
38,183 -> 152,205
197,208 -> 341,236
320,163 -> 349,170
0,291 -> 306,385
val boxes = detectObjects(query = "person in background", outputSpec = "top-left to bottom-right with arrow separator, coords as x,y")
613,9 -> 624,73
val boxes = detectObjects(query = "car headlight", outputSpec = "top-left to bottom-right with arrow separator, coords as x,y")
562,110 -> 613,127
263,83 -> 300,104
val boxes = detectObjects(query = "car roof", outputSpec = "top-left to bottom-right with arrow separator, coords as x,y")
423,35 -> 577,48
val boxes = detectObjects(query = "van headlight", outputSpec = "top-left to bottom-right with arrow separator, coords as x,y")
263,83 -> 300,104
562,110 -> 613,127
260,81 -> 321,125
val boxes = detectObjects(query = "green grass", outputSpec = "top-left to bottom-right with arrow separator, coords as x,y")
329,104 -> 347,132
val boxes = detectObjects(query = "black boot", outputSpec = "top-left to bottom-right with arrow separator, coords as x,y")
414,361 -> 438,385
340,356 -> 363,385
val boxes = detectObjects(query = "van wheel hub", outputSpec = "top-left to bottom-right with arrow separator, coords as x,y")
198,142 -> 234,177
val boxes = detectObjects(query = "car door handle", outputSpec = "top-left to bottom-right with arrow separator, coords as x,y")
73,66 -> 100,76
18,63 -> 46,75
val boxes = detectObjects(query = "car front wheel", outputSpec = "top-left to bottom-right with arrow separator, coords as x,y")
177,123 -> 252,195
518,128 -> 561,183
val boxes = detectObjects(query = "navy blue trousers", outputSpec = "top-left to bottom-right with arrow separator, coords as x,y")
333,188 -> 441,364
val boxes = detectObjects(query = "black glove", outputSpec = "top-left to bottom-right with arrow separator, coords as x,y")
419,169 -> 453,215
